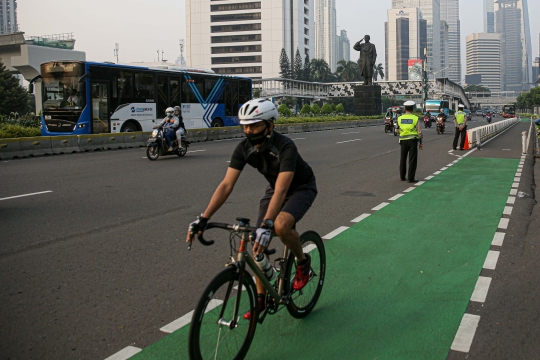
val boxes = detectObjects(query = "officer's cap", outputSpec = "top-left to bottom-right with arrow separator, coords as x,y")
403,101 -> 415,106
458,104 -> 465,108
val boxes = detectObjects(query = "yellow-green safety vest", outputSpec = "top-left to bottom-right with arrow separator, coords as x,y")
398,114 -> 419,140
455,111 -> 466,125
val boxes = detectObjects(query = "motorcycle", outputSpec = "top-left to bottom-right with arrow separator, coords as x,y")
436,115 -> 445,134
146,126 -> 189,161
423,115 -> 432,128
384,116 -> 394,133
486,114 -> 492,124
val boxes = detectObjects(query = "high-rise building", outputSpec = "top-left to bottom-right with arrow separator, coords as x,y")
440,0 -> 461,82
484,0 -> 495,33
385,8 -> 427,81
466,33 -> 502,92
495,0 -> 533,91
392,0 -> 441,76
440,20 -> 449,78
0,0 -> 18,34
337,29 -> 350,63
186,0 -> 315,79
315,0 -> 337,72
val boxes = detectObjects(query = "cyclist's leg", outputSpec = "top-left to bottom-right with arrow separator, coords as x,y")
253,186 -> 274,296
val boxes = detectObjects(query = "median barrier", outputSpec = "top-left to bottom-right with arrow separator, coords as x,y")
141,132 -> 151,143
77,134 -> 103,151
206,128 -> 221,141
275,124 -> 288,134
20,136 -> 53,157
288,125 -> 299,133
101,134 -> 126,150
217,127 -> 235,140
123,132 -> 145,148
51,135 -> 80,154
187,129 -> 207,142
0,138 -> 23,159
228,126 -> 244,138
464,117 -> 519,150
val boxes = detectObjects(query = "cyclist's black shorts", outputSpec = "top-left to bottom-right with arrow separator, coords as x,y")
256,180 -> 317,226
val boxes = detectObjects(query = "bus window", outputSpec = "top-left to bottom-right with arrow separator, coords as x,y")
170,78 -> 180,107
225,80 -> 239,116
134,73 -> 154,101
239,80 -> 251,104
157,76 -> 168,116
183,75 -> 204,104
204,78 -> 224,103
117,71 -> 133,102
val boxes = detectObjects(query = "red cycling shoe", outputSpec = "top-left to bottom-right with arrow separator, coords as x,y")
292,254 -> 311,291
243,294 -> 265,320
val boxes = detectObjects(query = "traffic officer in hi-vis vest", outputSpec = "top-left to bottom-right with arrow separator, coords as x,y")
453,104 -> 467,150
398,101 -> 423,183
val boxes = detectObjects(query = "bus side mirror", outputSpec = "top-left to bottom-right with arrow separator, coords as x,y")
28,83 -> 34,94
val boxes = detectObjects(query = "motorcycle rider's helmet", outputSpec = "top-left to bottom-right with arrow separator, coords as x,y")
165,107 -> 174,117
238,98 -> 278,125
173,106 -> 181,115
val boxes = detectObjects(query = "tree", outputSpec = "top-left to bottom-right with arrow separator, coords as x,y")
321,103 -> 333,114
311,103 -> 321,114
277,103 -> 292,116
310,58 -> 330,82
516,87 -> 540,110
279,48 -> 291,79
300,103 -> 312,114
303,53 -> 311,81
294,48 -> 303,80
336,60 -> 359,82
336,103 -> 345,113
464,84 -> 491,93
373,63 -> 385,82
0,61 -> 30,116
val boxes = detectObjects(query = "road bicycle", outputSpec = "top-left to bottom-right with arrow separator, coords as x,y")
187,217 -> 326,359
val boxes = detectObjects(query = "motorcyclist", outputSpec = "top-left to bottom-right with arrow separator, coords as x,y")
173,106 -> 187,143
157,107 -> 179,151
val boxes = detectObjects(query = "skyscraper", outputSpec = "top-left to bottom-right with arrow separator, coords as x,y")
186,0 -> 315,79
0,0 -> 17,34
392,0 -> 441,76
484,0 -> 495,33
440,0 -> 461,82
466,33 -> 502,92
315,0 -> 337,72
495,0 -> 533,91
337,29 -> 350,63
440,20 -> 449,78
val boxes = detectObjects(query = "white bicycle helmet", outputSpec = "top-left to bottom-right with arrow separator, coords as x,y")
239,98 -> 278,125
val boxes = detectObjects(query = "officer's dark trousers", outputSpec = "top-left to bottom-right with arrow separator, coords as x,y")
400,139 -> 418,181
453,125 -> 467,150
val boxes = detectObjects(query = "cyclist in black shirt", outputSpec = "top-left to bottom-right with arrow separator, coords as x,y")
186,98 -> 317,318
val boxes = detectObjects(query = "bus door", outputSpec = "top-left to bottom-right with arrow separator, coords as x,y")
225,80 -> 239,119
91,82 -> 110,133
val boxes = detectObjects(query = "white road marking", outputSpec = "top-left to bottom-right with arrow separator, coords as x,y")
388,194 -> 404,201
503,206 -> 513,215
322,226 -> 349,239
451,313 -> 480,353
433,171 -> 441,175
492,232 -> 505,246
351,213 -> 371,223
509,188 -> 517,195
425,176 -> 434,180
414,181 -> 425,186
160,299 -> 223,334
372,202 -> 389,211
440,167 -> 448,170
290,138 -> 305,140
512,182 -> 519,188
518,165 -> 523,168
507,196 -> 516,204
336,139 -> 362,144
188,149 -> 206,153
502,149 -> 511,151
498,218 -> 509,229
104,346 -> 142,360
403,187 -> 416,193
142,157 -> 147,158
341,131 -> 362,134
0,191 -> 53,201
446,163 -> 453,167
304,243 -> 317,253
513,177 -> 520,182
470,276 -> 492,303
483,250 -> 500,270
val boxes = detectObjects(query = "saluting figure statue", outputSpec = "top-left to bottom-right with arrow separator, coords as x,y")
353,35 -> 377,85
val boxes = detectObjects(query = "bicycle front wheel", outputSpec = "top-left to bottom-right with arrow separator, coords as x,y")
284,230 -> 326,319
188,266 -> 258,360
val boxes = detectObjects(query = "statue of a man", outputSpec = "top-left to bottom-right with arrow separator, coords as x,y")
353,35 -> 377,85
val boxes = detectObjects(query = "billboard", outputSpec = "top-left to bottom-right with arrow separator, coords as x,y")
408,59 -> 422,80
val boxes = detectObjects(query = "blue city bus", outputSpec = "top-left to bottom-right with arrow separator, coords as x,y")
30,61 -> 252,136
425,99 -> 450,117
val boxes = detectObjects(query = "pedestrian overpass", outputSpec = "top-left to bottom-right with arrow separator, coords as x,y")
253,77 -> 471,109
466,92 -> 522,108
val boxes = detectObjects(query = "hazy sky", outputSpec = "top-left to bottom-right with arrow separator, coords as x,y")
18,0 -> 540,80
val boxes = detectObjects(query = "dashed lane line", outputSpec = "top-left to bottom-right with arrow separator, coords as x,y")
0,190 -> 53,201
322,226 -> 349,240
371,202 -> 389,211
492,232 -> 505,246
451,314 -> 481,353
403,187 -> 416,193
351,213 -> 371,223
388,194 -> 404,201
470,276 -> 492,303
104,346 -> 142,360
498,218 -> 510,229
483,250 -> 500,270
160,299 -> 223,334
336,139 -> 362,144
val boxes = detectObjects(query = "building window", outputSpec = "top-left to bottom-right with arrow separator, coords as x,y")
304,38 -> 309,45
211,2 -> 261,12
211,34 -> 261,43
212,55 -> 262,64
211,13 -> 261,22
304,28 -> 309,35
304,18 -> 309,25
304,0 -> 309,4
212,67 -> 263,74
305,48 -> 309,56
211,23 -> 261,33
212,45 -> 262,54
304,7 -> 309,15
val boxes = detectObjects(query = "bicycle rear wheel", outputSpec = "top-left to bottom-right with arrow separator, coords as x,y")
284,230 -> 326,319
189,267 -> 258,360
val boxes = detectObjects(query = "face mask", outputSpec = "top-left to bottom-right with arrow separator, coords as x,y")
166,113 -> 173,117
246,124 -> 268,145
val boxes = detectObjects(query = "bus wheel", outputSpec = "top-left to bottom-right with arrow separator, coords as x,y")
122,123 -> 138,132
211,118 -> 224,127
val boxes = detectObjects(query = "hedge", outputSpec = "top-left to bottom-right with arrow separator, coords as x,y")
0,124 -> 41,138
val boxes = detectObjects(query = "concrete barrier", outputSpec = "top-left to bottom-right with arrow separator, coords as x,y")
51,135 -> 80,154
206,128 -> 221,141
464,117 -> 519,150
101,134 -> 126,150
141,132 -> 151,143
275,125 -> 288,134
20,137 -> 53,157
228,126 -> 244,138
218,127 -> 234,140
77,134 -> 103,151
0,138 -> 24,159
187,129 -> 207,142
123,132 -> 146,148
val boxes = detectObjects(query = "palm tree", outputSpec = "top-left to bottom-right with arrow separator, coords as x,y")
336,60 -> 359,82
373,63 -> 385,82
310,58 -> 330,82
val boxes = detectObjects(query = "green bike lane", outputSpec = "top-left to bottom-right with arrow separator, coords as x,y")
132,155 -> 519,359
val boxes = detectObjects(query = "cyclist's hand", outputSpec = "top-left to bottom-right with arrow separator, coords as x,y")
250,227 -> 271,255
186,215 -> 208,243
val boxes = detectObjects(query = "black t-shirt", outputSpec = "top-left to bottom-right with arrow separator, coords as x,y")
229,131 -> 315,192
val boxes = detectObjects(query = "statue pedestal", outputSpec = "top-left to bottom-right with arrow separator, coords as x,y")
354,85 -> 382,116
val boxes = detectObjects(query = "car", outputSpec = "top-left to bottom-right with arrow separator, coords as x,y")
476,110 -> 485,117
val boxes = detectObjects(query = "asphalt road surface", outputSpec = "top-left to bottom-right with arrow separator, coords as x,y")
0,117 -> 537,359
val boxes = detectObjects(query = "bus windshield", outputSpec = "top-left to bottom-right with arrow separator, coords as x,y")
42,62 -> 86,110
